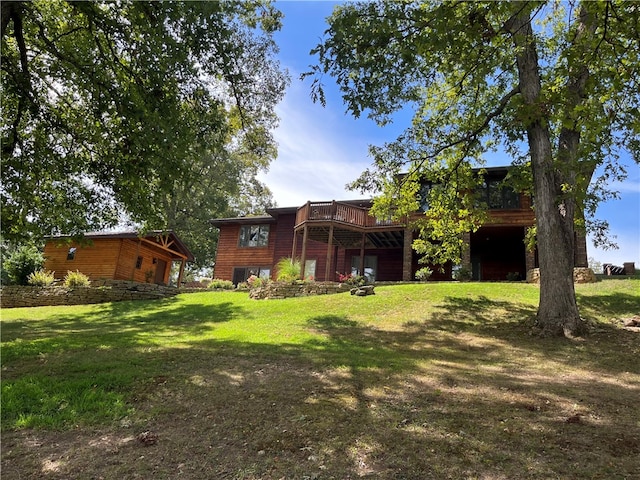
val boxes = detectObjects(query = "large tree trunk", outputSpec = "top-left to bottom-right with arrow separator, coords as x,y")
507,5 -> 585,336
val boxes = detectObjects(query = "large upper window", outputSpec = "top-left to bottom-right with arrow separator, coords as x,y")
478,179 -> 520,210
239,224 -> 270,247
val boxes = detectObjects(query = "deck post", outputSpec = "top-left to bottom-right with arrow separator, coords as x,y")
300,224 -> 308,279
325,223 -> 334,281
291,230 -> 298,259
359,233 -> 366,277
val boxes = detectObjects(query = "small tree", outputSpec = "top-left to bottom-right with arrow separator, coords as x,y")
2,245 -> 44,285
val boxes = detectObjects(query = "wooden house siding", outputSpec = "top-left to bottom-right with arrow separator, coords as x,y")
44,231 -> 193,284
44,239 -> 121,280
213,223 -> 276,281
114,239 -> 175,283
211,169 -> 546,284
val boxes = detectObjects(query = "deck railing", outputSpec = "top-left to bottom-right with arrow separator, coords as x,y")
295,201 -> 401,229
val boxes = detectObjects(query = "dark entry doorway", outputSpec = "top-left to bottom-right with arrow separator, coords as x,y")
470,226 -> 526,281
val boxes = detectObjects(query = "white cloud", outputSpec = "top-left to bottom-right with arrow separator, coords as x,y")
259,79 -> 380,206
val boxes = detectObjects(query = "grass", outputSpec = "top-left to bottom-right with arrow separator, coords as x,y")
1,280 -> 639,479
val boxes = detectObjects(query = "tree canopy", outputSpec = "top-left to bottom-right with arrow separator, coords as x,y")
308,0 -> 639,335
1,0 -> 288,251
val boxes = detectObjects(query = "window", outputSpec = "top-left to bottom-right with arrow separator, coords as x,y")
351,255 -> 377,283
135,256 -> 143,269
239,225 -> 270,247
478,179 -> 520,210
67,247 -> 76,260
304,259 -> 316,280
419,183 -> 433,212
232,266 -> 271,285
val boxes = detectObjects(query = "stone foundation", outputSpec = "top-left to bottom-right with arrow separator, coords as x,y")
249,281 -> 352,300
526,267 -> 596,284
0,280 -> 184,308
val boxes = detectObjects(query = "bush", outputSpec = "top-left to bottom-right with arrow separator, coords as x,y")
2,244 -> 45,285
208,279 -> 234,290
453,266 -> 472,281
506,271 -> 521,281
415,267 -> 433,282
337,272 -> 366,286
63,270 -> 90,287
27,269 -> 56,286
247,274 -> 264,288
276,257 -> 301,282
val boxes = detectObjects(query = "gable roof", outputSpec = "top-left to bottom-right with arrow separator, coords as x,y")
46,230 -> 195,262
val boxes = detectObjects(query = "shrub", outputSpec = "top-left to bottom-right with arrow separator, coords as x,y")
2,244 -> 45,285
247,274 -> 264,288
276,257 -> 301,282
208,279 -> 234,290
337,272 -> 366,286
63,270 -> 90,287
453,266 -> 473,281
415,267 -> 433,282
506,271 -> 521,281
27,269 -> 56,286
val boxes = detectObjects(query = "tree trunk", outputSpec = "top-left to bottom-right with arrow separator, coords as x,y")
507,5 -> 584,336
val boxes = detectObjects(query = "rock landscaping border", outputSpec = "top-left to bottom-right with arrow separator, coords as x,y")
249,282 -> 352,300
0,280 -> 184,308
526,267 -> 596,284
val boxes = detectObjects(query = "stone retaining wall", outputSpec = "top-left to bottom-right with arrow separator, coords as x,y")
526,267 -> 596,284
249,282 -> 352,300
1,280 -> 183,308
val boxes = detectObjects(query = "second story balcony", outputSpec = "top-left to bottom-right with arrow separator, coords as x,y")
294,201 -> 406,249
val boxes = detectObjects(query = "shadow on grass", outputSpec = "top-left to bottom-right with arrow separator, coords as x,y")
2,290 -> 639,479
576,292 -> 640,320
1,297 -> 247,363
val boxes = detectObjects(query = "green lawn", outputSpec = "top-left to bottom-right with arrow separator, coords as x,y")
2,280 -> 639,479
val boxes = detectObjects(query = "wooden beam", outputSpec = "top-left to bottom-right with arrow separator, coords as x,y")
359,233 -> 366,277
140,237 -> 187,260
300,224 -> 308,279
325,223 -> 334,281
291,230 -> 298,259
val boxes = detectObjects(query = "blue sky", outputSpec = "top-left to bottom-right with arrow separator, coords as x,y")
258,1 -> 640,268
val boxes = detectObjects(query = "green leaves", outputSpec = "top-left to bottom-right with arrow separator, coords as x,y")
1,0 -> 288,243
310,0 -> 638,272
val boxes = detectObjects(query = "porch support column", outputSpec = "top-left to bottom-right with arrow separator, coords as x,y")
325,224 -> 334,281
177,259 -> 186,287
574,229 -> 588,267
291,230 -> 298,259
300,224 -> 308,279
403,227 -> 413,281
359,233 -> 366,277
461,232 -> 472,271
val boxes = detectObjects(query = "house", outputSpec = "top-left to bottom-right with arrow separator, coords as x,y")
211,167 -> 588,283
43,231 -> 194,285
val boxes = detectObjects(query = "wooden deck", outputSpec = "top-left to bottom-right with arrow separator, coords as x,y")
294,201 -> 406,249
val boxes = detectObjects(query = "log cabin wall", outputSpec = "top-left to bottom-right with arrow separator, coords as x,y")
114,239 -> 175,284
44,238 -> 176,283
44,239 -> 121,280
